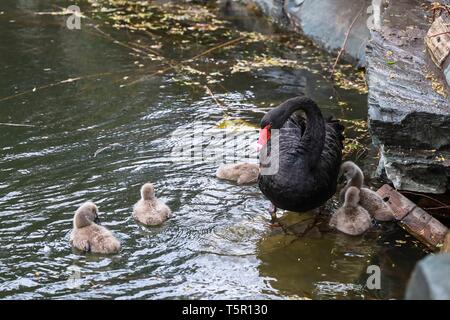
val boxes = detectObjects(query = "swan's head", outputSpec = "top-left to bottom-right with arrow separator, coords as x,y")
258,97 -> 315,152
260,107 -> 286,130
260,97 -> 316,130
258,112 -> 280,152
344,186 -> 360,207
74,201 -> 100,228
141,183 -> 156,200
339,161 -> 361,183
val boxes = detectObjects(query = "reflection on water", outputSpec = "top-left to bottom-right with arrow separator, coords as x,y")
0,0 -> 427,299
258,211 -> 426,299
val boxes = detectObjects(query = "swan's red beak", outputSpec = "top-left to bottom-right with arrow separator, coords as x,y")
256,125 -> 271,152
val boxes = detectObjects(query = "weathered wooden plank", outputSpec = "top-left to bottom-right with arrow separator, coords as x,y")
376,184 -> 416,220
442,232 -> 450,253
425,16 -> 450,68
376,184 -> 448,251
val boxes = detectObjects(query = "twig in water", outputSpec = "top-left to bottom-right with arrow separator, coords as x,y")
123,36 -> 246,87
0,122 -> 35,128
424,206 -> 450,211
205,85 -> 224,108
185,36 -> 246,62
0,70 -> 132,103
400,190 -> 448,208
91,26 -> 148,55
330,6 -> 365,78
0,77 -> 78,103
186,247 -> 253,257
93,143 -> 124,158
89,26 -> 184,76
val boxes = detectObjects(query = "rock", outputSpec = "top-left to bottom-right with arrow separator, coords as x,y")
219,0 -> 286,31
284,0 -> 371,67
405,254 -> 450,300
377,146 -> 450,194
248,0 -> 287,24
367,0 -> 450,194
233,0 -> 371,66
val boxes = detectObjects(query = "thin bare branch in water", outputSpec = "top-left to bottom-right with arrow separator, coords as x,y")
330,6 -> 365,78
92,26 -> 148,55
0,71 -> 129,103
355,146 -> 368,161
122,66 -> 174,87
400,190 -> 448,208
126,40 -> 164,58
123,36 -> 246,87
0,122 -> 35,128
93,143 -> 125,158
205,85 -> 224,107
91,27 -> 167,63
186,248 -> 253,257
185,36 -> 246,63
424,206 -> 450,211
90,26 -> 188,74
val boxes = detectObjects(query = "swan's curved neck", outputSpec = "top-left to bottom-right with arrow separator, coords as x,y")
345,188 -> 360,207
74,213 -> 91,229
348,165 -> 364,189
340,165 -> 364,201
279,97 -> 325,165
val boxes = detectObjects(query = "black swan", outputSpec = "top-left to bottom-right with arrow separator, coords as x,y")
257,96 -> 344,220
339,161 -> 395,222
329,186 -> 372,236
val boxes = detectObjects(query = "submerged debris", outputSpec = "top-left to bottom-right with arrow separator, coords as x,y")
93,143 -> 125,157
86,0 -> 367,94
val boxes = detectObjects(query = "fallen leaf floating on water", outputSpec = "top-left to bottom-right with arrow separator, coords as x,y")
93,143 -> 125,158
216,118 -> 258,131
86,0 -> 367,95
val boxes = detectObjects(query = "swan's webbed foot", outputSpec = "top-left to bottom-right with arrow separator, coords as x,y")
269,203 -> 278,224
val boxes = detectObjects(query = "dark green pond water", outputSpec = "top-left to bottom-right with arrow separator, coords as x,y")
0,0 -> 427,299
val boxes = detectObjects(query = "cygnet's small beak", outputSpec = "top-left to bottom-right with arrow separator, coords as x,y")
337,174 -> 345,185
94,216 -> 101,224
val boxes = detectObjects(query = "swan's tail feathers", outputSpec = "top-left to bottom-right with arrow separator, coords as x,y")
326,117 -> 345,148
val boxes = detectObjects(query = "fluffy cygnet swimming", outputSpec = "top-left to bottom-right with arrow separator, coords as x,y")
70,201 -> 121,254
339,161 -> 395,222
216,163 -> 259,185
133,183 -> 171,226
329,186 -> 372,236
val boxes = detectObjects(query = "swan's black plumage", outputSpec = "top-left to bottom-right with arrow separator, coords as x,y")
258,97 -> 344,212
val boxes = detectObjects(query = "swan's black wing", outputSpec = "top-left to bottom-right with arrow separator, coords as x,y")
276,113 -> 306,162
314,117 -> 345,199
259,115 -> 344,213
